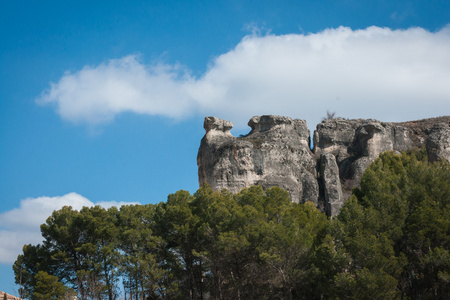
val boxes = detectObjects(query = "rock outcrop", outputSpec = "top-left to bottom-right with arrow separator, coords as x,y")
198,116 -> 318,205
314,117 -> 450,198
198,115 -> 450,216
0,291 -> 23,300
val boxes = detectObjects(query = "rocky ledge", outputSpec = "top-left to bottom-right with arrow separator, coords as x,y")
197,115 -> 450,216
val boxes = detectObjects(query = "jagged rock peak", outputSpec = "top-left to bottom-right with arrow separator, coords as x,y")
203,116 -> 233,137
248,115 -> 293,132
247,115 -> 311,145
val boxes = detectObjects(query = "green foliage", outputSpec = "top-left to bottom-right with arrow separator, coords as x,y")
33,271 -> 75,300
13,244 -> 51,299
337,150 -> 450,298
13,149 -> 449,299
117,204 -> 178,299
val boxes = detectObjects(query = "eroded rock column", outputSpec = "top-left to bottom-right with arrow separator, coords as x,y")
319,153 -> 344,217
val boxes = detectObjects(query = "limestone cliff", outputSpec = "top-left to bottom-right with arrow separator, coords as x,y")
198,115 -> 450,216
198,116 -> 318,205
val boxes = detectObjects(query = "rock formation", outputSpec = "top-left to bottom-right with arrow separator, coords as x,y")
0,291 -> 23,300
198,116 -> 319,205
198,115 -> 450,216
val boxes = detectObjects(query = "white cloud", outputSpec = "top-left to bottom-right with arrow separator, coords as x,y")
0,193 -> 138,264
39,25 -> 450,130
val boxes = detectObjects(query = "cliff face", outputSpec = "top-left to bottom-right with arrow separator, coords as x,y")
198,116 -> 319,205
197,115 -> 450,216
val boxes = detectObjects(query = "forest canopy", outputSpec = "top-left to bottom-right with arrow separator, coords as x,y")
14,150 -> 450,299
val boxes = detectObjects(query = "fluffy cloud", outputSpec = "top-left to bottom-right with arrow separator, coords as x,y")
39,25 -> 450,129
0,193 -> 138,264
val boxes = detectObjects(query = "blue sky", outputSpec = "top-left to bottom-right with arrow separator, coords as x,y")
1,0 -> 449,295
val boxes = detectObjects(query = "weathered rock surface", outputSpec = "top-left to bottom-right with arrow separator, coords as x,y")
198,115 -> 318,204
314,117 -> 450,199
319,153 -> 344,216
198,115 -> 450,216
426,123 -> 450,162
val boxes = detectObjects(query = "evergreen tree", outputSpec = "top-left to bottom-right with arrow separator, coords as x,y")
335,150 -> 450,298
12,149 -> 449,299
33,271 -> 75,300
